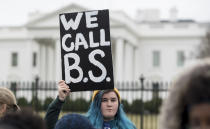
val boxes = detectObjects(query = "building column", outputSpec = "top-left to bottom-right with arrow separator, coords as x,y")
51,40 -> 56,81
55,39 -> 62,81
40,44 -> 47,81
47,43 -> 55,81
133,46 -> 138,80
45,44 -> 49,81
115,38 -> 124,82
26,41 -> 33,81
124,42 -> 134,81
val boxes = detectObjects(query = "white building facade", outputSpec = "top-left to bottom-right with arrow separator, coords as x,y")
0,4 -> 209,82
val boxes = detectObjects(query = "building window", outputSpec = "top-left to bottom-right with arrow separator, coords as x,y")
33,52 -> 37,67
152,50 -> 160,67
177,51 -> 185,67
11,52 -> 18,67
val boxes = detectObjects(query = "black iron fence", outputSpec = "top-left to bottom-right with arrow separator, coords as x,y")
0,78 -> 170,129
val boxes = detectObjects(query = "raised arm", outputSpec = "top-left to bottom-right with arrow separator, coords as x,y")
44,80 -> 70,129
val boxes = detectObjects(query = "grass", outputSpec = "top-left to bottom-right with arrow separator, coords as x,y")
127,113 -> 158,129
39,112 -> 158,129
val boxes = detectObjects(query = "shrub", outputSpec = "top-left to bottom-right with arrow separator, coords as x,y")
62,98 -> 89,112
30,97 -> 43,111
17,97 -> 28,107
43,97 -> 54,110
130,99 -> 143,114
121,99 -> 130,113
62,98 -> 74,111
73,98 -> 89,112
144,97 -> 162,114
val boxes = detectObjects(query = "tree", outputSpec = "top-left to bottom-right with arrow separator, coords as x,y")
197,31 -> 210,58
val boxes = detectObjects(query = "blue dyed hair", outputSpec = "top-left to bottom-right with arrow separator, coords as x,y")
86,90 -> 137,129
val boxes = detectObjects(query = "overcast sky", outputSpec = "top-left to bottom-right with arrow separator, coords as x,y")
0,0 -> 210,26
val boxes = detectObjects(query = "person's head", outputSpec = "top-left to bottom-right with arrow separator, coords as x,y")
91,88 -> 120,121
159,58 -> 210,129
55,114 -> 95,129
0,108 -> 46,129
87,88 -> 136,129
0,87 -> 20,117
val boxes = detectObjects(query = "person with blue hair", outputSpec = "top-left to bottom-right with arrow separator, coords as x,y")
45,80 -> 137,129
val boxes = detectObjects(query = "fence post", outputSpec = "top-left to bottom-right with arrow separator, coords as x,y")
152,82 -> 159,100
33,76 -> 39,111
10,82 -> 17,97
140,74 -> 145,129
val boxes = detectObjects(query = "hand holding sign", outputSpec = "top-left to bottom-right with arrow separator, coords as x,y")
58,80 -> 70,101
59,10 -> 114,92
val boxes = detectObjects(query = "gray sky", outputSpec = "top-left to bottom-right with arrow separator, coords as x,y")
0,0 -> 210,26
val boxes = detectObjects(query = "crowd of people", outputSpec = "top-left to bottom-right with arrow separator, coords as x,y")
0,58 -> 209,129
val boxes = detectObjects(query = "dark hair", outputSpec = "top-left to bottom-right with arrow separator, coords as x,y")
0,124 -> 19,129
181,63 -> 210,128
0,108 -> 46,129
159,59 -> 210,129
55,113 -> 95,129
184,64 -> 210,105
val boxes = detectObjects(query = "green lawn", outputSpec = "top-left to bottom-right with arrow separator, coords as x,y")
127,114 -> 158,129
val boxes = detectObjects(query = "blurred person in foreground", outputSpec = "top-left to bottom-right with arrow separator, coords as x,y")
0,87 -> 20,117
159,58 -> 210,129
54,113 -> 96,129
0,108 -> 46,129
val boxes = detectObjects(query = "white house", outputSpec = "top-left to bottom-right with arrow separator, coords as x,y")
0,3 -> 209,83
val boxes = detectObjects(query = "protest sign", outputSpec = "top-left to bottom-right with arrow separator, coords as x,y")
59,9 -> 114,91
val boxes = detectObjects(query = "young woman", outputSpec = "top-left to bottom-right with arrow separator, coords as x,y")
45,80 -> 137,129
0,87 -> 20,117
159,58 -> 210,129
